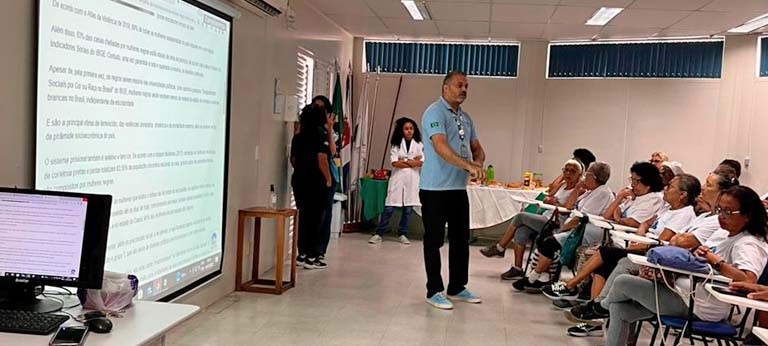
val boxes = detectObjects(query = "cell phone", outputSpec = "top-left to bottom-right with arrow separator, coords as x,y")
49,326 -> 89,346
711,285 -> 751,298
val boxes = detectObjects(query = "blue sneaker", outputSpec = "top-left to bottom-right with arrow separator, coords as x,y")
426,292 -> 453,310
448,289 -> 482,303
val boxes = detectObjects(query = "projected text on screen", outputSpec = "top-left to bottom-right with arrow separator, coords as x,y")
36,0 -> 230,301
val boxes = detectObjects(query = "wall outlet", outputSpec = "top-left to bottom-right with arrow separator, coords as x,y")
745,156 -> 751,169
254,145 -> 260,161
538,145 -> 544,154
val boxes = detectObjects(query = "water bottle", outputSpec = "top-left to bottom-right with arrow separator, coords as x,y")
486,165 -> 495,183
269,184 -> 277,209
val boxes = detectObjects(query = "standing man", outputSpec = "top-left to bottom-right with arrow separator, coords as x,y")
420,71 -> 486,309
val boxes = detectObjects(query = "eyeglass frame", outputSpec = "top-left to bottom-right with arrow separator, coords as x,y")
714,206 -> 742,218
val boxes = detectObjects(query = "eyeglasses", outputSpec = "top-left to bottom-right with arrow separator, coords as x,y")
562,168 -> 580,174
714,206 -> 742,218
628,176 -> 641,184
650,159 -> 662,164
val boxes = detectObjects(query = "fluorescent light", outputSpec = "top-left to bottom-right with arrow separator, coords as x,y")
415,1 -> 431,20
401,0 -> 430,21
585,7 -> 623,26
728,13 -> 768,33
401,1 -> 423,20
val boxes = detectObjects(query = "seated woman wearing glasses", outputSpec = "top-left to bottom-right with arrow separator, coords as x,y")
478,159 -> 585,280
513,162 -> 665,293
600,185 -> 768,346
541,173 -> 700,301
558,172 -> 740,337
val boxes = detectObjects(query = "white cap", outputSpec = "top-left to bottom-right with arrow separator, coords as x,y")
661,161 -> 684,176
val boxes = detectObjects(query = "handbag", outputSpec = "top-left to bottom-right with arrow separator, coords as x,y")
535,208 -> 561,248
560,215 -> 588,269
638,246 -> 711,287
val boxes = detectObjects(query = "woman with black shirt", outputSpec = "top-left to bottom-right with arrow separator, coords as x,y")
291,105 -> 333,269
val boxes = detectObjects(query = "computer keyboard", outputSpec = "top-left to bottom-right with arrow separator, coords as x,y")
0,309 -> 69,335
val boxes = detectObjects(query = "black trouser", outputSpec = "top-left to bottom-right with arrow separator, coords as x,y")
317,181 -> 336,256
298,204 -> 325,258
420,189 -> 470,298
537,235 -> 561,260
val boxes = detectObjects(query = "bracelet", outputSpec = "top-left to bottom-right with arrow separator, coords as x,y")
713,259 -> 725,271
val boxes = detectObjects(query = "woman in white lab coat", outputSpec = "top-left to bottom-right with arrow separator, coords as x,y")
369,117 -> 423,245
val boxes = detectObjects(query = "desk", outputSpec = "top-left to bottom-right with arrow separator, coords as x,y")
574,211 -> 638,233
413,187 -> 542,229
610,231 -> 668,246
752,327 -> 768,344
705,283 -> 768,312
0,301 -> 199,346
359,178 -> 388,221
627,254 -> 731,283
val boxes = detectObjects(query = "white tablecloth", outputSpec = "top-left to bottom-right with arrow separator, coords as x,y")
415,186 -> 544,229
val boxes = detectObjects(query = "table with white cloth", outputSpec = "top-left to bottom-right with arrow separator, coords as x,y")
415,186 -> 544,230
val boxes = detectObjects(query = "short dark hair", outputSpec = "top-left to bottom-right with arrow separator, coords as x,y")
573,148 -> 596,167
630,161 -> 664,192
676,173 -> 701,207
311,95 -> 332,114
718,159 -> 742,178
443,70 -> 467,86
720,185 -> 767,240
298,104 -> 326,131
390,117 -> 422,146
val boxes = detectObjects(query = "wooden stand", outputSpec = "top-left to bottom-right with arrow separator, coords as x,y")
235,207 -> 298,294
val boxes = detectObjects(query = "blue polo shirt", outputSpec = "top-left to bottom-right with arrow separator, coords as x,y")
419,97 -> 478,191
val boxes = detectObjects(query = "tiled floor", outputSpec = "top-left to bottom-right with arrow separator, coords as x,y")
165,233 -> 604,346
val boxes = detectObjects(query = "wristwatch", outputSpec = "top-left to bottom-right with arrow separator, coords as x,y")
713,259 -> 725,271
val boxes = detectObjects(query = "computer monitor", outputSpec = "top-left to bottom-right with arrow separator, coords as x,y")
0,187 -> 112,313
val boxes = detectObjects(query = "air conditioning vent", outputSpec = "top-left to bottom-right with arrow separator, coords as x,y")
229,0 -> 286,17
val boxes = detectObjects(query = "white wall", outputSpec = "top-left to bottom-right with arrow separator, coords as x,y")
0,0 -> 353,309
351,39 -> 548,184
353,37 -> 767,194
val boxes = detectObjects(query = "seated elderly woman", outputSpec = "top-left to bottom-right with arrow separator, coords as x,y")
649,151 -> 669,170
542,174 -> 700,301
660,161 -> 684,187
478,159 -> 587,280
512,162 -> 665,293
561,172 -> 740,337
600,186 -> 768,346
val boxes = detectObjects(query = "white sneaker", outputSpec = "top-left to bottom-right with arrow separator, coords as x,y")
368,234 -> 383,244
398,235 -> 411,244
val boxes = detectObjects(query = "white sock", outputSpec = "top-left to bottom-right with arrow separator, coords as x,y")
536,272 -> 551,282
527,271 -> 541,282
496,244 -> 505,252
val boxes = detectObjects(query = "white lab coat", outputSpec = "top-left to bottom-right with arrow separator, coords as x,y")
385,139 -> 423,207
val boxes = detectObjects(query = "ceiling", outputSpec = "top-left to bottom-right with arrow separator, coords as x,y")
306,0 -> 768,41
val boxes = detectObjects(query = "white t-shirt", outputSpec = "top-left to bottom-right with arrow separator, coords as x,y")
553,184 -> 576,206
575,184 -> 614,216
692,232 -> 768,321
619,192 -> 664,224
646,205 -> 696,239
688,213 -> 726,245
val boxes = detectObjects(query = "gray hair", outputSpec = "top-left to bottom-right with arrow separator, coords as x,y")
676,173 -> 702,206
588,161 -> 611,185
443,70 -> 467,86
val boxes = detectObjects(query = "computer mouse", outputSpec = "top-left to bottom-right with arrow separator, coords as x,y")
85,317 -> 113,334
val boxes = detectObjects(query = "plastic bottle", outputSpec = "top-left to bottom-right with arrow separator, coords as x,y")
523,172 -> 533,190
269,184 -> 277,209
486,165 -> 495,184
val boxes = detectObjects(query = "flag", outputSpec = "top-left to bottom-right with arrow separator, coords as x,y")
332,73 -> 345,192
